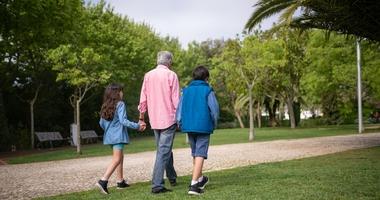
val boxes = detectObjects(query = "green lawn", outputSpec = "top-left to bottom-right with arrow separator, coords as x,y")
39,147 -> 380,200
7,125 -> 379,164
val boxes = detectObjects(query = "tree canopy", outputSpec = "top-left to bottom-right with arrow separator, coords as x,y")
1,0 -> 380,151
245,0 -> 380,41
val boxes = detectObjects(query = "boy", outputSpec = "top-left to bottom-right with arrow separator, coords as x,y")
176,65 -> 219,195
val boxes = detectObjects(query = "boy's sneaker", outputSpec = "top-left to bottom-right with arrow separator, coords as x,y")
198,176 -> 209,190
117,180 -> 130,189
188,184 -> 203,195
96,180 -> 109,194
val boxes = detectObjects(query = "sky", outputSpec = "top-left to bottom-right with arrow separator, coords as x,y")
92,0 -> 278,47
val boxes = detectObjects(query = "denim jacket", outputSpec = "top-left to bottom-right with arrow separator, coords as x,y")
99,101 -> 140,145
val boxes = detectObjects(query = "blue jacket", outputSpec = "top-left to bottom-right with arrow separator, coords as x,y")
99,101 -> 140,145
176,80 -> 219,134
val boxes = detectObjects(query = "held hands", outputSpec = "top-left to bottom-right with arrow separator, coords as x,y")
138,120 -> 146,132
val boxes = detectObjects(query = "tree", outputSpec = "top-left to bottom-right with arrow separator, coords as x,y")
212,39 -> 258,140
47,2 -> 111,153
211,45 -> 246,128
212,32 -> 289,138
240,37 -> 263,140
273,28 -> 308,128
302,30 -> 380,124
1,0 -> 202,151
49,45 -> 111,154
263,93 -> 280,127
242,34 -> 287,130
245,0 -> 380,41
306,31 -> 357,123
0,0 -> 83,149
48,0 -> 168,153
233,94 -> 249,128
362,43 -> 380,103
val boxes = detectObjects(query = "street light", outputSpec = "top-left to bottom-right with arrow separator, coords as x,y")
356,38 -> 363,133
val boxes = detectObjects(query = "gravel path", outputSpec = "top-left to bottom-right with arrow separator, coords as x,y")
1,133 -> 380,199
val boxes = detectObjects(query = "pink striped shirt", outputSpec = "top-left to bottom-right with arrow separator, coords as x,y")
138,65 -> 180,129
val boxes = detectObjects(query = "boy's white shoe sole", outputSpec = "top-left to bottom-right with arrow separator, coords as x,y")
188,190 -> 202,195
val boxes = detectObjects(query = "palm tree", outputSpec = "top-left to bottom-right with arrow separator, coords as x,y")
234,94 -> 249,128
245,0 -> 380,41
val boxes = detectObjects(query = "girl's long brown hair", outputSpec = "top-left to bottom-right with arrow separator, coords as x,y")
100,83 -> 123,121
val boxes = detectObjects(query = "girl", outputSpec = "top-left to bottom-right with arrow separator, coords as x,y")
97,83 -> 146,194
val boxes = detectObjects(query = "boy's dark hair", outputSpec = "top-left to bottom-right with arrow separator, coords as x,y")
192,65 -> 209,81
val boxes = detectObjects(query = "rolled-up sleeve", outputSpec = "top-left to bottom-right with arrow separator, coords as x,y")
171,74 -> 180,112
138,74 -> 148,113
118,102 -> 140,130
208,91 -> 220,128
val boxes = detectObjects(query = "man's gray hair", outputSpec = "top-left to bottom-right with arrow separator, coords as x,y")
157,51 -> 173,67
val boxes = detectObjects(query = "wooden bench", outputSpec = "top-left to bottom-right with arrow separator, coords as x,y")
80,130 -> 100,144
35,132 -> 67,148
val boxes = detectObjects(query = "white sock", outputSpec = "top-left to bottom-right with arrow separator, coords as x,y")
191,180 -> 198,185
198,176 -> 204,182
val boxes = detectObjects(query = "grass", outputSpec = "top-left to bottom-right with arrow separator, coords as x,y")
7,124 -> 379,164
39,146 -> 380,200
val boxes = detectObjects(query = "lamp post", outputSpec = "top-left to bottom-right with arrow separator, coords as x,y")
356,38 -> 363,133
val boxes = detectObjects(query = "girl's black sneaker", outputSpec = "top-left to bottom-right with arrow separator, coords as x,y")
96,180 -> 109,194
117,180 -> 130,189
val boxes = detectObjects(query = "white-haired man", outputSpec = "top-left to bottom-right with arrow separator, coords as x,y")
138,51 -> 179,194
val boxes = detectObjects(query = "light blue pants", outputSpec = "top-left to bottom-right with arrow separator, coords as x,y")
152,124 -> 177,189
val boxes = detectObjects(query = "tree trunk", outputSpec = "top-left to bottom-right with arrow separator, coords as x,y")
30,102 -> 35,149
268,110 -> 277,127
267,96 -> 279,127
278,102 -> 283,123
235,111 -> 245,128
0,90 -> 10,151
29,85 -> 40,149
248,84 -> 255,141
76,99 -> 81,154
73,108 -> 77,124
256,102 -> 261,128
286,97 -> 296,129
73,95 -> 78,124
293,101 -> 301,126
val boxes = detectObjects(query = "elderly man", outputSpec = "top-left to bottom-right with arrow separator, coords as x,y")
138,51 -> 180,194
